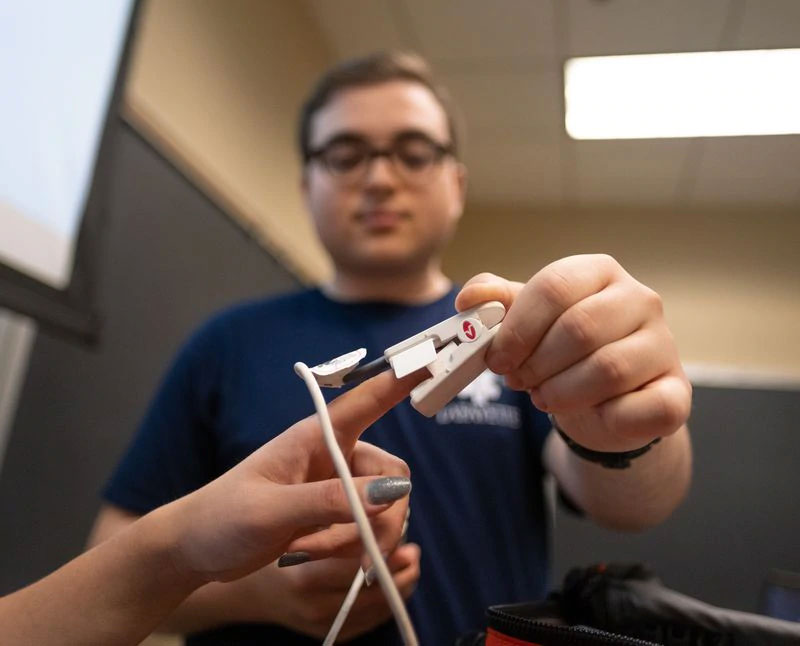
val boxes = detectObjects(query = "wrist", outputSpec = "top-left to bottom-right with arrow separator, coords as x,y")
549,413 -> 661,469
141,503 -> 209,594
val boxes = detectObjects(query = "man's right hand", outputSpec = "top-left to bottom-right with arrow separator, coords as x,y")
238,543 -> 421,640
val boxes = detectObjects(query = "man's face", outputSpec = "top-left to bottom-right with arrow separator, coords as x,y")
302,80 -> 466,277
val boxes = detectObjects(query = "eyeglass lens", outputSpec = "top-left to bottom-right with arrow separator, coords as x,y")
317,135 -> 447,183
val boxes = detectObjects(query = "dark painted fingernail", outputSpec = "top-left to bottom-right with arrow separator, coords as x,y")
366,477 -> 411,505
278,551 -> 311,567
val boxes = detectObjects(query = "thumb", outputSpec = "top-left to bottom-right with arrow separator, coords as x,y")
455,272 -> 523,312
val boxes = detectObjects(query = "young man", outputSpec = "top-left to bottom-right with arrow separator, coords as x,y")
89,52 -> 692,645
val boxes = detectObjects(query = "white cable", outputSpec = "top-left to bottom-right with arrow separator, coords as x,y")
324,504 -> 412,644
294,362 -> 418,646
322,568 -> 364,646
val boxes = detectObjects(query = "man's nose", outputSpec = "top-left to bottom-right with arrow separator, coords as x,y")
363,154 -> 400,189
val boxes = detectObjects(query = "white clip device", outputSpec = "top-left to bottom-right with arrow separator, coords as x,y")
309,301 -> 505,417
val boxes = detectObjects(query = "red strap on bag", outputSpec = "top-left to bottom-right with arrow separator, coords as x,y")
486,627 -> 542,646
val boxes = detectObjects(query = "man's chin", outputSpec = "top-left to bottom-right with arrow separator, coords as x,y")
337,249 -> 431,276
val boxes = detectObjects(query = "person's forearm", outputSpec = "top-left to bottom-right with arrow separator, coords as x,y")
0,505 -> 202,646
546,425 -> 692,532
88,505 -> 262,636
155,573 -> 273,634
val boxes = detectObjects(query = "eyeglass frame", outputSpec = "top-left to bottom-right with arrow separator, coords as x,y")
303,129 -> 455,185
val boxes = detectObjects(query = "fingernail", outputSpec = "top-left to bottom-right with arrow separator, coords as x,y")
488,351 -> 513,374
529,388 -> 548,412
278,551 -> 311,567
400,509 -> 411,543
363,549 -> 389,586
366,477 -> 411,505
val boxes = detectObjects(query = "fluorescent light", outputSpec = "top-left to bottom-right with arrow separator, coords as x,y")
565,49 -> 800,139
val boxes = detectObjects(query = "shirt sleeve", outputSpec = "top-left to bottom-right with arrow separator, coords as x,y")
102,317 -> 225,514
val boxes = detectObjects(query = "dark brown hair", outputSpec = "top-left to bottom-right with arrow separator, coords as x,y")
298,51 -> 461,161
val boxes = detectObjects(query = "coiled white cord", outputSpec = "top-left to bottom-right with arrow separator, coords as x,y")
294,362 -> 418,646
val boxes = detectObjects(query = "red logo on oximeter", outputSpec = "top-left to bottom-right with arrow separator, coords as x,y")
462,320 -> 477,340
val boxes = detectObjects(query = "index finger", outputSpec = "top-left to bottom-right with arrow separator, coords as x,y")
325,368 -> 428,448
486,255 -> 620,374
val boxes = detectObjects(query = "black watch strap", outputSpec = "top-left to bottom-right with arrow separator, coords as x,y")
548,414 -> 661,469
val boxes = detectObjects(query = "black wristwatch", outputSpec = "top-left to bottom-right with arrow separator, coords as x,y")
548,414 -> 661,469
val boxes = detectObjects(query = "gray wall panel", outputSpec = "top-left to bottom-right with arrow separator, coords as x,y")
553,386 -> 800,614
0,120 -> 300,593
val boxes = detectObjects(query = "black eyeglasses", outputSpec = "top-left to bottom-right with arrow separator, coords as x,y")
306,133 -> 453,186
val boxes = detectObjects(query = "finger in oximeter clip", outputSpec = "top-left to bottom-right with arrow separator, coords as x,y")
308,301 -> 506,417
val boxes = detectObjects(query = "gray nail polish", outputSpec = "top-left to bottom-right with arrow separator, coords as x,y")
366,477 -> 412,505
278,551 -> 311,567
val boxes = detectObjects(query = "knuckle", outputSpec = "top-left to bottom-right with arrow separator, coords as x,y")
651,384 -> 690,433
592,347 -> 628,385
537,270 -> 574,311
596,252 -> 619,269
318,481 -> 344,513
505,322 -> 530,356
469,271 -> 499,285
640,284 -> 664,316
560,302 -> 598,351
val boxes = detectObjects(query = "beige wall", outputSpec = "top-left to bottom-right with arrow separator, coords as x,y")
445,205 -> 800,381
124,0 -> 333,283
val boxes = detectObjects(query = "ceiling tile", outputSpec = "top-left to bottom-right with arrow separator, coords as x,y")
575,140 -> 689,176
464,139 -> 562,206
302,0 -> 407,60
691,172 -> 800,207
572,140 -> 687,206
441,69 -> 562,144
690,136 -> 800,206
576,174 -> 680,206
566,0 -> 730,57
401,0 -> 557,67
698,137 -> 800,178
737,0 -> 800,49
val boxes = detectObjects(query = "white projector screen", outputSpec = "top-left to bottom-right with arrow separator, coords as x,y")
0,0 -> 134,289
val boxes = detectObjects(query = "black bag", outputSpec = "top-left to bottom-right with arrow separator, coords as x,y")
457,563 -> 800,645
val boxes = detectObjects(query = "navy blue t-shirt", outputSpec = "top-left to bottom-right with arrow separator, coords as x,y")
104,287 -> 552,645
